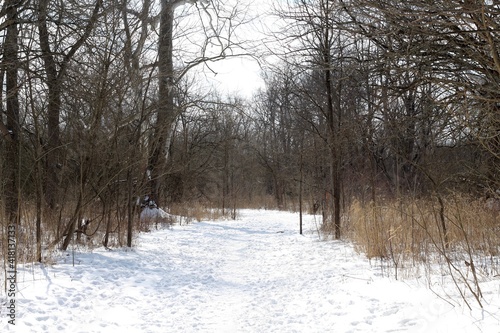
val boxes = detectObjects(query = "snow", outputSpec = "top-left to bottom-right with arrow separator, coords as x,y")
140,206 -> 172,220
3,209 -> 500,332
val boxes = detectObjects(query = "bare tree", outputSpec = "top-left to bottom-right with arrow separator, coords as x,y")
342,0 -> 500,193
273,0 -> 356,238
121,0 -> 156,246
253,68 -> 299,209
149,0 -> 253,207
37,0 -> 102,210
3,0 -> 22,228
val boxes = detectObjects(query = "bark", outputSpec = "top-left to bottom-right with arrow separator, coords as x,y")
321,0 -> 341,239
38,0 -> 102,209
122,0 -> 153,247
149,0 -> 177,206
38,0 -> 61,209
4,0 -> 21,226
127,170 -> 134,247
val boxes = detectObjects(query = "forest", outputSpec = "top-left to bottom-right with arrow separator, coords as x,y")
1,0 -> 499,299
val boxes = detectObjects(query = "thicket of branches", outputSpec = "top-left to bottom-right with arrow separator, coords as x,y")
1,0 -> 499,304
260,0 -> 500,307
266,0 -> 500,241
0,0 -> 253,262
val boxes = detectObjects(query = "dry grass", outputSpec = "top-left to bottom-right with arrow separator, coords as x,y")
347,194 -> 500,277
349,199 -> 430,261
0,199 -> 232,275
168,202 -> 229,223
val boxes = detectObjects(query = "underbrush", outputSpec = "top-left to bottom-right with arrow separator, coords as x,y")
346,194 -> 500,308
168,202 -> 230,223
0,201 -> 234,299
0,200 -> 234,290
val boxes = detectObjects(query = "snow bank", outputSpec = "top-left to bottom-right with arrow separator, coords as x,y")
139,206 -> 171,221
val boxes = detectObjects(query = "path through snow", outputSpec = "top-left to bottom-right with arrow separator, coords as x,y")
3,210 -> 499,332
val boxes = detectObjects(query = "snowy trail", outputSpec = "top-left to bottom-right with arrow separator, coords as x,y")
3,210 -> 498,332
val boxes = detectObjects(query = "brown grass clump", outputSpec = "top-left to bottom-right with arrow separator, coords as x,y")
168,202 -> 228,224
348,199 -> 433,262
347,194 -> 500,279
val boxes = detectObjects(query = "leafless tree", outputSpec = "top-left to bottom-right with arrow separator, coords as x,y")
37,0 -> 102,211
342,0 -> 500,194
252,67 -> 300,210
2,0 -> 21,230
149,0 -> 255,207
271,0 -> 362,238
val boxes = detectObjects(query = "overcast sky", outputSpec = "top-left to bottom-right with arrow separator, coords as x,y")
190,0 -> 278,99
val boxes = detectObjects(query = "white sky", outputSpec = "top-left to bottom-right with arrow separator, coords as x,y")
188,0 -> 278,99
203,56 -> 265,99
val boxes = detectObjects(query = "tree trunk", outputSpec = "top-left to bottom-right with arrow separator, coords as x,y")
61,193 -> 83,251
299,148 -> 303,235
322,0 -> 341,239
4,0 -> 21,227
35,147 -> 43,262
38,0 -> 62,210
38,0 -> 101,209
127,170 -> 134,247
103,209 -> 112,248
149,0 -> 177,207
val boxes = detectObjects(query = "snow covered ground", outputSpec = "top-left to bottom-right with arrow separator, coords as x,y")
2,209 -> 499,332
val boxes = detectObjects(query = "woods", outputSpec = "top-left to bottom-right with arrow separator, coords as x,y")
1,0 -> 499,305
0,0 -> 248,258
